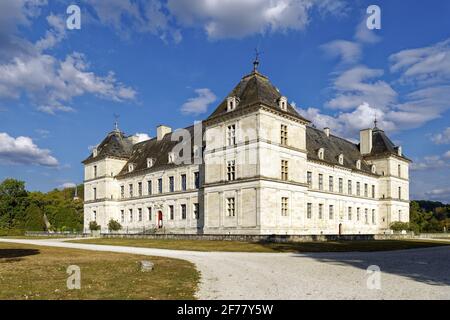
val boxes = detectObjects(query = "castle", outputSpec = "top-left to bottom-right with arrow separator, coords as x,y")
83,64 -> 410,235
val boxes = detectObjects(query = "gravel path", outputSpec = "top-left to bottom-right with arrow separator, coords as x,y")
1,238 -> 449,300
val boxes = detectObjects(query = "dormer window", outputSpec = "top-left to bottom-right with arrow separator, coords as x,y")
93,147 -> 98,157
371,165 -> 377,174
168,152 -> 175,164
338,154 -> 344,165
227,96 -> 238,112
356,160 -> 361,170
318,148 -> 325,160
279,96 -> 288,111
147,158 -> 155,168
128,163 -> 135,172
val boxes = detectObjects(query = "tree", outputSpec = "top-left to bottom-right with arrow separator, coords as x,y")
108,219 -> 122,232
24,204 -> 46,231
390,222 -> 410,232
0,179 -> 28,229
89,221 -> 101,231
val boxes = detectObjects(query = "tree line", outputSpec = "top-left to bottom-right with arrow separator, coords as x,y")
0,179 -> 84,235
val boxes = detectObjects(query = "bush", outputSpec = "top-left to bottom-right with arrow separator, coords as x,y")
0,229 -> 25,237
89,221 -> 101,231
390,222 -> 410,232
108,219 -> 122,232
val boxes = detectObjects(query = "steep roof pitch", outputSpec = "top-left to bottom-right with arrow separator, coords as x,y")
306,126 -> 374,174
207,71 -> 309,123
83,130 -> 134,163
116,125 -> 203,177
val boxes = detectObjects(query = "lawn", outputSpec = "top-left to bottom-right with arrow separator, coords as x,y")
0,242 -> 199,300
70,238 -> 450,253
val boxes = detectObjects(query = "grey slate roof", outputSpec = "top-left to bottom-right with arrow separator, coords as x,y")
83,130 -> 133,163
116,125 -> 204,177
369,127 -> 406,159
208,71 -> 309,123
306,126 -> 374,174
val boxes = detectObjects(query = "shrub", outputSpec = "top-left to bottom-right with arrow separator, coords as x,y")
89,221 -> 101,231
390,222 -> 410,232
108,219 -> 122,232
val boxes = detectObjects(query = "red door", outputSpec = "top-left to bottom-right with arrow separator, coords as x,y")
158,211 -> 163,229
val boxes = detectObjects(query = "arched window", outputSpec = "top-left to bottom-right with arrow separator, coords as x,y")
356,160 -> 361,170
338,154 -> 344,165
318,148 -> 325,160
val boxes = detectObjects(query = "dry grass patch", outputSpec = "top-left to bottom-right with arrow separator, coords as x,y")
0,242 -> 199,300
71,238 -> 450,253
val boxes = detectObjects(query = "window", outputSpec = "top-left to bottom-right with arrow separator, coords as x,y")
281,124 -> 288,146
307,172 -> 312,187
121,186 -> 125,199
128,164 -> 134,172
92,210 -> 97,221
281,198 -> 289,216
318,148 -> 324,160
181,174 -> 187,191
147,158 -> 154,168
372,209 -> 376,224
338,154 -> 344,165
227,96 -> 238,111
121,210 -> 125,223
227,160 -> 236,181
348,207 -> 352,220
329,176 -> 334,192
319,174 -> 323,190
94,165 -> 97,178
129,184 -> 133,198
148,180 -> 152,195
357,208 -> 361,221
319,204 -> 323,219
307,203 -> 312,219
398,164 -> 401,177
138,208 -> 143,222
181,204 -> 187,220
169,176 -> 174,193
365,209 -> 369,224
364,184 -> 368,197
227,124 -> 236,146
348,180 -> 352,195
356,182 -> 361,196
129,209 -> 133,222
158,178 -> 163,193
398,187 -> 402,200
281,160 -> 289,181
93,187 -> 97,200
279,96 -> 288,111
148,207 -> 152,221
372,185 -> 375,198
227,198 -> 236,217
138,182 -> 143,197
169,205 -> 174,220
329,205 -> 334,220
193,203 -> 199,220
399,210 -> 402,221
168,152 -> 175,164
356,160 -> 361,170
339,178 -> 343,194
194,172 -> 200,189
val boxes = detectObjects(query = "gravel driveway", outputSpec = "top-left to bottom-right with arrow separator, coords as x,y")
1,238 -> 449,300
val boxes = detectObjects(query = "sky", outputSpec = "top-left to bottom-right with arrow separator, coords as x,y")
0,0 -> 449,202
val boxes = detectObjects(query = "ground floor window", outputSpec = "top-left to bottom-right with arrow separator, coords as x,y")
372,209 -> 376,224
319,204 -> 323,219
181,204 -> 187,220
281,198 -> 289,216
138,208 -> 143,222
365,209 -> 369,224
92,210 -> 96,221
329,205 -> 334,220
193,203 -> 199,220
307,203 -> 312,219
129,209 -> 133,222
348,207 -> 352,220
227,198 -> 236,217
357,208 -> 360,221
121,210 -> 124,223
148,207 -> 152,221
169,205 -> 174,220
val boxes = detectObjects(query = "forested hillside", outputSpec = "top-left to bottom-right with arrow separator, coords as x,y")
0,179 -> 84,235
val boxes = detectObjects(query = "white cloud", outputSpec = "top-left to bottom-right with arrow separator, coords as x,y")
431,127 -> 450,145
58,182 -> 77,190
181,88 -> 217,115
411,152 -> 450,171
134,133 -> 152,142
0,132 -> 59,167
321,40 -> 362,65
424,188 -> 450,201
167,0 -> 347,39
354,18 -> 381,44
325,66 -> 397,111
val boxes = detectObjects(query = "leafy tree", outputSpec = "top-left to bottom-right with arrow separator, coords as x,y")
24,204 -> 46,231
0,179 -> 28,229
89,221 -> 101,231
390,222 -> 410,232
108,219 -> 122,232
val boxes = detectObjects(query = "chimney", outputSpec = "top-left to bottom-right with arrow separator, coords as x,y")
157,125 -> 172,141
360,128 -> 373,155
324,128 -> 330,137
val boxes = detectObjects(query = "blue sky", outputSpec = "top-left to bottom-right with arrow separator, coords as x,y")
0,0 -> 449,202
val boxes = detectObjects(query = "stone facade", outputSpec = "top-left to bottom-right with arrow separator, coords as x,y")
83,69 -> 411,235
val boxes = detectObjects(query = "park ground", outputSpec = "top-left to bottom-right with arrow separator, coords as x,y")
0,237 -> 449,300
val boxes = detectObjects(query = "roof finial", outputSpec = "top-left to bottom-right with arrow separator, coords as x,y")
374,114 -> 378,129
114,113 -> 120,132
253,48 -> 260,73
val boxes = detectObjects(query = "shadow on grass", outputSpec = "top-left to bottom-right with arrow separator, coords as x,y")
0,248 -> 40,261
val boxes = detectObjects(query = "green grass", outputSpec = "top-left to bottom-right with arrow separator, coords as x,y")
70,238 -> 450,253
0,242 -> 199,300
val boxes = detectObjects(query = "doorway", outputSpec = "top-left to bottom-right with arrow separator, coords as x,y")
339,223 -> 343,236
158,211 -> 163,229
